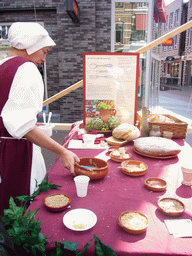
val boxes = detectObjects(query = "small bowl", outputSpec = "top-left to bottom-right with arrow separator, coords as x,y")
108,146 -> 119,153
74,157 -> 108,180
144,177 -> 167,192
157,197 -> 185,216
42,193 -> 72,212
118,211 -> 148,235
120,160 -> 147,176
110,151 -> 132,163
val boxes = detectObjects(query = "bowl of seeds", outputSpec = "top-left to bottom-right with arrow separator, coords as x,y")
42,193 -> 72,212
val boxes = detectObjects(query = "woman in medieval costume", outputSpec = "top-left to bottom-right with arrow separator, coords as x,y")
0,22 -> 79,215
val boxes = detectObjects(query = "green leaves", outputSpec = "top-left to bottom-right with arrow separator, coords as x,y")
16,174 -> 62,204
55,240 -> 91,256
94,234 -> 117,256
2,197 -> 47,255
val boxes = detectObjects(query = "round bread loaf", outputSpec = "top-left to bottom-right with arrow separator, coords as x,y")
112,123 -> 140,142
134,137 -> 181,156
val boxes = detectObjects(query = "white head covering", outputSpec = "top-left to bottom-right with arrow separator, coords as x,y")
8,22 -> 56,55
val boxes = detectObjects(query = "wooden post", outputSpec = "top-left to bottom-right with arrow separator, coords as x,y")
43,79 -> 83,107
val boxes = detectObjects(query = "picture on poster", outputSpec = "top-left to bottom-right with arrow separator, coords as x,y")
83,52 -> 140,131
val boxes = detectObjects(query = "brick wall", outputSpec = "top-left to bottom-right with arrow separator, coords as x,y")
0,0 -> 111,123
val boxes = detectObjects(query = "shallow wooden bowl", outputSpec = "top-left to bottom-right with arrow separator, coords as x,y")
118,211 -> 148,235
74,157 -> 108,180
42,193 -> 72,212
157,197 -> 185,216
120,160 -> 147,176
144,177 -> 167,192
110,151 -> 132,162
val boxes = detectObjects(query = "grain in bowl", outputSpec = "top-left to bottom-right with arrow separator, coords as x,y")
118,211 -> 148,234
43,193 -> 72,212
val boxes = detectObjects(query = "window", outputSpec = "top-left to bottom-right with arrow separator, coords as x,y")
175,9 -> 179,26
115,2 -> 124,8
173,35 -> 177,49
169,12 -> 174,29
115,23 -> 124,44
165,15 -> 169,31
0,25 -> 10,39
164,46 -> 167,52
188,27 -> 192,46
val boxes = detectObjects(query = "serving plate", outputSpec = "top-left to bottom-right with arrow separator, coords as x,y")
157,198 -> 185,216
42,193 -> 72,212
133,147 -> 179,159
118,211 -> 148,235
63,209 -> 97,231
144,177 -> 167,192
120,160 -> 147,177
106,136 -> 127,146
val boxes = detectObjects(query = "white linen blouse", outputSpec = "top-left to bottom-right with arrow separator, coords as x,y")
0,57 -> 46,195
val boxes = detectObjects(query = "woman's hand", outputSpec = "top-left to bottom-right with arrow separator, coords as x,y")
25,126 -> 80,175
59,148 -> 80,176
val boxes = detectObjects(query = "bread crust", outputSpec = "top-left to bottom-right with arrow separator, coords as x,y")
134,137 -> 181,156
112,123 -> 140,142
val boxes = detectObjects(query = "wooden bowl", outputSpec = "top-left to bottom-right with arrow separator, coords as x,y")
120,160 -> 147,177
157,197 -> 185,216
144,177 -> 167,192
108,146 -> 119,153
42,193 -> 72,212
110,151 -> 132,163
118,211 -> 148,235
74,157 -> 108,180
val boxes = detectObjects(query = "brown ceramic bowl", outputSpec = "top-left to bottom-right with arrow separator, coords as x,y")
74,157 -> 108,180
144,177 -> 167,192
42,193 -> 72,212
118,211 -> 148,235
108,146 -> 120,153
157,197 -> 185,216
110,151 -> 132,163
120,160 -> 147,177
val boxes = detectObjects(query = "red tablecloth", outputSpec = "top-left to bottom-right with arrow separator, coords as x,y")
27,122 -> 192,255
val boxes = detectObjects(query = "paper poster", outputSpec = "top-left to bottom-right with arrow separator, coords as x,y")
83,52 -> 139,128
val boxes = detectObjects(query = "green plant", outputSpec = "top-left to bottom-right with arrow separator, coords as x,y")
16,174 -> 62,206
2,197 -> 47,255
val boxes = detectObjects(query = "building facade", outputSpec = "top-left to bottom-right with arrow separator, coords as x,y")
185,0 -> 192,86
160,0 -> 183,89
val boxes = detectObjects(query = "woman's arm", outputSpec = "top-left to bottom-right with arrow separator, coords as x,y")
25,125 -> 79,175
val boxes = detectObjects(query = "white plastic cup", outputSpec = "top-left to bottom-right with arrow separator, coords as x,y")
38,124 -> 55,137
181,164 -> 192,186
74,175 -> 90,197
83,134 -> 96,146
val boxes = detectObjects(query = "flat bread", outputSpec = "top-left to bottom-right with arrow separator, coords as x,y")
134,137 -> 181,156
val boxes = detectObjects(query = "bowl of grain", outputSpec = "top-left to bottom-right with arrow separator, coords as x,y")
74,157 -> 108,180
118,211 -> 148,235
157,197 -> 185,216
42,193 -> 72,212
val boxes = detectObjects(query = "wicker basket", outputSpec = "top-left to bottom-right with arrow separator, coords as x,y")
138,114 -> 188,139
